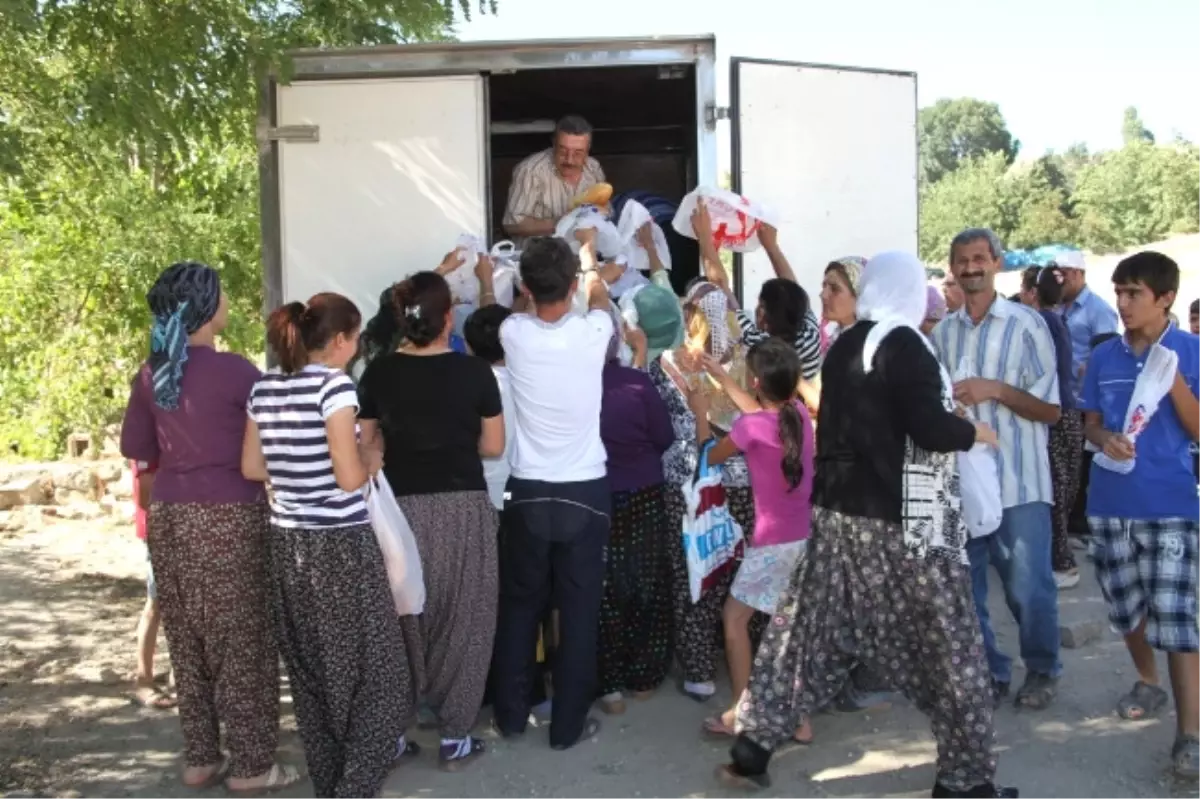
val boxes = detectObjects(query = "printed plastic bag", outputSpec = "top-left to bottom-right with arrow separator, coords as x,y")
672,186 -> 777,253
363,475 -> 425,616
1094,343 -> 1178,475
617,199 -> 672,274
958,444 -> 1002,538
681,440 -> 746,602
555,205 -> 623,258
444,234 -> 488,305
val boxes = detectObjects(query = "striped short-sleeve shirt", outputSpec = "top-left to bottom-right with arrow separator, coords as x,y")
735,308 -> 823,382
247,365 -> 369,529
502,148 -> 605,244
931,295 -> 1061,509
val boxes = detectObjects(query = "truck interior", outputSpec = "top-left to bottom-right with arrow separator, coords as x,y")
487,64 -> 701,292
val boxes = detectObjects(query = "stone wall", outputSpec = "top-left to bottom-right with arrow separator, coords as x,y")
0,460 -> 135,532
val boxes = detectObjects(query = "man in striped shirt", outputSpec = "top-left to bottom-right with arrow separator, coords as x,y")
931,228 -> 1063,711
502,115 -> 606,247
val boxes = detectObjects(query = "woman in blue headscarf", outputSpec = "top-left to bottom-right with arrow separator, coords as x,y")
121,262 -> 298,793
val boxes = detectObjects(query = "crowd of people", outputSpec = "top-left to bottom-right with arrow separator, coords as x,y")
118,120 -> 1198,799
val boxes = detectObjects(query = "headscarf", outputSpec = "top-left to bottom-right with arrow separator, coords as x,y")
683,281 -> 735,360
829,255 -> 867,296
631,284 -> 684,362
146,262 -> 222,410
857,252 -> 950,393
924,284 -> 947,322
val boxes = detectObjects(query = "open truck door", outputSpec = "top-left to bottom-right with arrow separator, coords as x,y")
262,75 -> 488,316
729,58 -> 918,311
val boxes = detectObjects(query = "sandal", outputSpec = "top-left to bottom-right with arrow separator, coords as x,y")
1014,672 -> 1057,710
133,683 -> 177,710
703,715 -> 737,738
1173,734 -> 1199,779
226,763 -> 301,796
1116,680 -> 1167,721
439,737 -> 485,772
714,763 -> 770,792
182,759 -> 228,790
393,739 -> 421,766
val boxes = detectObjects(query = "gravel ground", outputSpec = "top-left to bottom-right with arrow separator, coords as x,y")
0,517 -> 1195,798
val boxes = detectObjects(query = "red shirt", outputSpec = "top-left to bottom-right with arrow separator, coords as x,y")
131,460 -> 157,540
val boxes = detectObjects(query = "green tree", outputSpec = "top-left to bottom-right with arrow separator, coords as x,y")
0,1 -> 495,458
919,98 -> 1019,185
1122,106 -> 1156,146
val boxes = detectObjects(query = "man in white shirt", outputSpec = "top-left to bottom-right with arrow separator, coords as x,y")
491,230 -> 613,751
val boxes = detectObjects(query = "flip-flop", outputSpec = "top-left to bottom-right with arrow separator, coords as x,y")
703,715 -> 737,738
225,763 -> 302,796
133,684 -> 177,710
1172,733 -> 1199,779
439,738 -> 485,773
181,759 -> 228,790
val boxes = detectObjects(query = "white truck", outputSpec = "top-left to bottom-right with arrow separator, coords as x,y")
257,35 -> 918,316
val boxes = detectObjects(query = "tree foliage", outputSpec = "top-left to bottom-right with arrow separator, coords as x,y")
918,102 -> 1197,265
0,0 -> 494,458
919,97 -> 1019,185
1122,106 -> 1155,146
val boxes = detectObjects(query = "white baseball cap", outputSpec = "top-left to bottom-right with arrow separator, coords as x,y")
1051,249 -> 1086,270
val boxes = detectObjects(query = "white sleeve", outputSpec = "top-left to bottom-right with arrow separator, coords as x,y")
319,374 -> 359,419
583,309 -> 615,355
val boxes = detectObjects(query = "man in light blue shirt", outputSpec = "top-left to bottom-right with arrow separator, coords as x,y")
932,228 -> 1063,712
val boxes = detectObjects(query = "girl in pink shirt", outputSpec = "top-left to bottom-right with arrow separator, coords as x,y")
688,338 -> 814,741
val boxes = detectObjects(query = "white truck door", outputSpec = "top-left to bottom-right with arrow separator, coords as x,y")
275,75 -> 487,316
729,58 -> 918,311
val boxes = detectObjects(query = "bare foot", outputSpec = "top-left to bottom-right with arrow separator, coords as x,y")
226,763 -> 301,795
793,716 -> 813,744
182,761 -> 225,788
133,679 -> 176,710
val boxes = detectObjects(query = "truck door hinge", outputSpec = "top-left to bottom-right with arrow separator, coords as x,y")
704,104 -> 732,130
267,124 -> 320,143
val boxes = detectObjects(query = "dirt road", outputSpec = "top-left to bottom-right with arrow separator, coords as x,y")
0,518 -> 1192,798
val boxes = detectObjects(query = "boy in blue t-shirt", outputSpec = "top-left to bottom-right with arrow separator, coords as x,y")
1080,251 -> 1200,779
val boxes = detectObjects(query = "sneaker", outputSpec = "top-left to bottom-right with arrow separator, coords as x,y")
1054,569 -> 1080,590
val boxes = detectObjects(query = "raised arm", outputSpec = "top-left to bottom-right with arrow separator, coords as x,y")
757,223 -> 797,284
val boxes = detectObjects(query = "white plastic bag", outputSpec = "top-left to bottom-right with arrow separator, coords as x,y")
363,476 -> 425,616
958,444 -> 1002,538
617,200 -> 672,274
671,186 -> 778,253
555,205 -> 623,258
1094,343 -> 1179,475
605,255 -> 650,300
445,234 -> 488,305
682,441 -> 746,602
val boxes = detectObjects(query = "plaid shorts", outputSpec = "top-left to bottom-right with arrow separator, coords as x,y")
1089,516 -> 1198,652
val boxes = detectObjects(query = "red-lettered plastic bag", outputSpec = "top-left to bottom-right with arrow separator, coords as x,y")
672,186 -> 777,253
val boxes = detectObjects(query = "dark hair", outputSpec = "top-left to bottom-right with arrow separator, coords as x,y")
519,236 -> 579,304
949,228 -> 1004,264
356,285 -> 401,369
1111,251 -> 1179,306
1191,299 -> 1199,316
392,271 -> 452,347
1089,331 -> 1119,349
267,292 -> 362,374
555,115 -> 593,139
745,338 -> 806,491
464,304 -> 512,364
757,278 -> 810,344
1036,266 -> 1066,308
1020,266 -> 1040,292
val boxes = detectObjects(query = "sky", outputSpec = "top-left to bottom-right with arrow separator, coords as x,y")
455,0 -> 1199,159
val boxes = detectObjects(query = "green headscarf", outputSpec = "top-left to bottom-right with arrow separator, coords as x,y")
632,284 -> 684,363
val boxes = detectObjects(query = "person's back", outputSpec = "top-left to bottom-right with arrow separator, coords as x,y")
125,346 -> 264,503
600,361 -> 673,492
464,304 -> 517,510
492,234 -> 614,752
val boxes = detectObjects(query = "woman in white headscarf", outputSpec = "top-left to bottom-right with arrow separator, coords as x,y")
715,252 -> 1017,799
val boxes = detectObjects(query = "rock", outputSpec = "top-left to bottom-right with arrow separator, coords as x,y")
1060,618 -> 1108,649
52,503 -> 104,521
57,466 -> 99,496
0,477 -> 49,509
94,460 -> 123,484
53,488 -> 93,506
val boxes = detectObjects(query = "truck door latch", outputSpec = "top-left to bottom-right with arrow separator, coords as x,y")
704,104 -> 732,130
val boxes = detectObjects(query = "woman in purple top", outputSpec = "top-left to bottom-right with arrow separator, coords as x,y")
119,262 -> 296,794
596,318 -> 676,714
1025,266 -> 1083,587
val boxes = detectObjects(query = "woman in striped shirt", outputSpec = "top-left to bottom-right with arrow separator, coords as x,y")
243,293 -> 417,798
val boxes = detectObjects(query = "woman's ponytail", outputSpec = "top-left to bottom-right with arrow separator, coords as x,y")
267,302 -> 308,374
777,401 -> 806,491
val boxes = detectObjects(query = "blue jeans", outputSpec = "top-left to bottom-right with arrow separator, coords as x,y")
966,501 -> 1062,683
